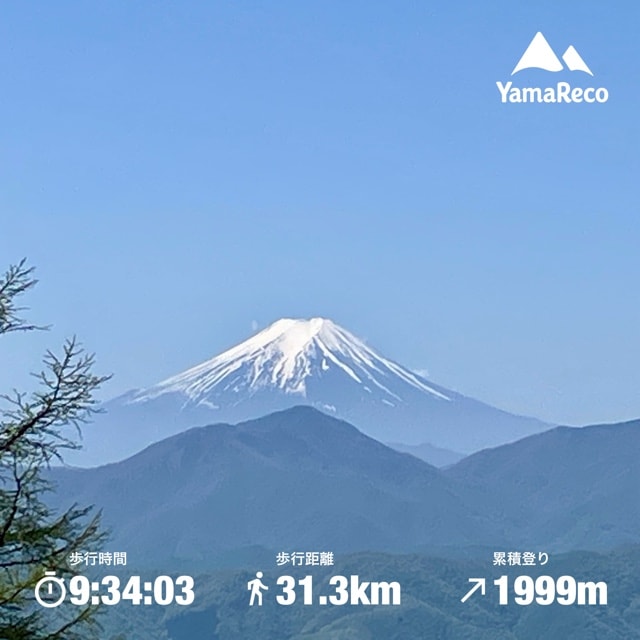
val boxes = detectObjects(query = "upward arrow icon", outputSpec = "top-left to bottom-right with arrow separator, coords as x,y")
460,578 -> 486,603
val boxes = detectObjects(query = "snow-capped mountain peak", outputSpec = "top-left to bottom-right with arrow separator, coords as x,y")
132,317 -> 449,405
72,317 -> 550,467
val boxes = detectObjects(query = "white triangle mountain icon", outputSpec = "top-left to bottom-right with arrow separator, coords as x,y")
512,32 -> 593,76
561,45 -> 593,75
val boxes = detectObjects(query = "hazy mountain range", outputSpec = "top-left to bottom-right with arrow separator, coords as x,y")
70,318 -> 549,466
386,441 -> 465,467
447,418 -> 640,550
52,407 -> 497,566
51,408 -> 640,566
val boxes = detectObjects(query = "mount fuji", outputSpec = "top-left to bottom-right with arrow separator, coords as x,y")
72,318 -> 549,466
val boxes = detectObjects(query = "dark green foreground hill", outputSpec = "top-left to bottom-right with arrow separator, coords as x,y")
96,547 -> 640,639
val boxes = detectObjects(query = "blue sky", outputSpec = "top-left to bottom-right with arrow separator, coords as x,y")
0,1 -> 638,426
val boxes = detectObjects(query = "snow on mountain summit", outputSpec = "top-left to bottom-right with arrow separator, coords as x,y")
133,317 -> 450,405
71,317 -> 551,467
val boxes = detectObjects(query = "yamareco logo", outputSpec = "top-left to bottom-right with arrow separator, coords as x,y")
511,32 -> 592,75
497,32 -> 609,104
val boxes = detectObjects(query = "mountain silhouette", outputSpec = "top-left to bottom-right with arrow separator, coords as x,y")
69,318 -> 548,466
512,32 -> 563,74
51,407 -> 500,565
447,418 -> 640,549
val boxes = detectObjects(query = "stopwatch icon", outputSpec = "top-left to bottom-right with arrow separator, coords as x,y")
34,571 -> 67,608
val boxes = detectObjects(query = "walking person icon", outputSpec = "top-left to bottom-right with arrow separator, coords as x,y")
248,571 -> 269,606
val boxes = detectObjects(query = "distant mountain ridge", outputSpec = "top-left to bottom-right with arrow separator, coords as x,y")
386,441 -> 465,467
71,317 -> 549,466
446,418 -> 640,550
50,407 -> 500,565
50,409 -> 640,569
